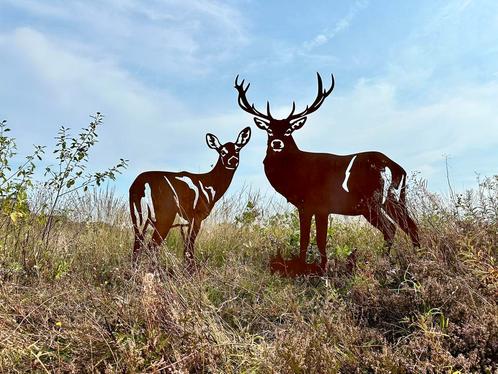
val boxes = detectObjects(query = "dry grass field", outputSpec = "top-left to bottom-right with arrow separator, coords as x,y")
0,176 -> 496,373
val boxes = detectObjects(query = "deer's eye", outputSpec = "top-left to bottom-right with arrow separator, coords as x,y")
220,148 -> 228,156
267,129 -> 274,136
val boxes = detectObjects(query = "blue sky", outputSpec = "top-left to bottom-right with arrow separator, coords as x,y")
1,0 -> 497,199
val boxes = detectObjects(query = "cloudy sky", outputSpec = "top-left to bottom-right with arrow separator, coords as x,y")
1,0 -> 497,199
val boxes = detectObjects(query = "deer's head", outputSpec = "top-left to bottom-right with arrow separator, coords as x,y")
234,73 -> 334,153
205,127 -> 251,170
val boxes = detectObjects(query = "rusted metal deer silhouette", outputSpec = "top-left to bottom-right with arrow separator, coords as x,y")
129,127 -> 251,265
234,73 -> 419,274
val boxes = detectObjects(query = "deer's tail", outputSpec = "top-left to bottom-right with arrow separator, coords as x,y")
129,186 -> 150,251
383,157 -> 407,205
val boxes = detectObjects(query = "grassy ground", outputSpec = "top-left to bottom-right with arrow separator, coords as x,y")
0,180 -> 496,373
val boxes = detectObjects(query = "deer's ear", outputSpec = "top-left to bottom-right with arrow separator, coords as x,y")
235,127 -> 251,148
285,117 -> 307,136
254,117 -> 270,131
206,133 -> 222,150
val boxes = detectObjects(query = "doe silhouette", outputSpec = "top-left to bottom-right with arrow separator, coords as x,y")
234,73 -> 419,275
130,127 -> 251,266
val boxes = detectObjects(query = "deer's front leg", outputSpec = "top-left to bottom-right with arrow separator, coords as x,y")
315,214 -> 329,272
185,218 -> 201,267
298,209 -> 313,263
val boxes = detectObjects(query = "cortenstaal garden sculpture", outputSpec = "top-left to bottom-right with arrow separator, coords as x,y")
234,73 -> 420,275
129,127 -> 251,266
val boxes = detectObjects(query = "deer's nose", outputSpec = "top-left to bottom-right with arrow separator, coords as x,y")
271,139 -> 284,152
227,156 -> 239,168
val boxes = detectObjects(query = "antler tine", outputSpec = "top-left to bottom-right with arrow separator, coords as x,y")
287,72 -> 335,120
234,75 -> 249,94
287,101 -> 296,118
324,73 -> 335,95
316,72 -> 323,97
266,101 -> 272,118
234,75 -> 272,119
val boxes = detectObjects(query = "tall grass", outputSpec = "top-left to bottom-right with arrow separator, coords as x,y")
0,174 -> 496,373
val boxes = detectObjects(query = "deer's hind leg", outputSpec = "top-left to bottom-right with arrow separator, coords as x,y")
363,205 -> 397,251
315,213 -> 329,273
384,194 -> 420,247
298,208 -> 313,263
130,187 -> 157,264
148,193 -> 177,254
357,168 -> 397,251
150,213 -> 175,251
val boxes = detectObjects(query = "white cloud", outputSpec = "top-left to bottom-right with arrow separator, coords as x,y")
1,0 -> 249,75
0,27 -> 184,165
303,0 -> 369,51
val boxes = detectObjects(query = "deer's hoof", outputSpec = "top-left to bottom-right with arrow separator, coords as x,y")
270,256 -> 323,277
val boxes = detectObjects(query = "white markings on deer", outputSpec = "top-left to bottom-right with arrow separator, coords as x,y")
142,183 -> 156,221
199,180 -> 210,203
381,209 -> 396,225
164,176 -> 180,209
199,180 -> 216,205
176,176 -> 199,209
226,155 -> 238,169
189,218 -> 195,237
270,139 -> 284,152
342,155 -> 357,193
206,186 -> 215,200
396,174 -> 405,201
134,183 -> 156,233
380,166 -> 392,204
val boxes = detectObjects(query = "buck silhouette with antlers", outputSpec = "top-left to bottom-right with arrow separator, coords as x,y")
129,127 -> 251,265
234,73 -> 419,274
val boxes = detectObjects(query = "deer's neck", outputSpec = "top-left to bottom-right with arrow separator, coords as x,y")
263,137 -> 305,204
203,158 -> 235,200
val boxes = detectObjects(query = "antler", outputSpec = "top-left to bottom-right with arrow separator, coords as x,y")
234,75 -> 273,120
286,73 -> 335,120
